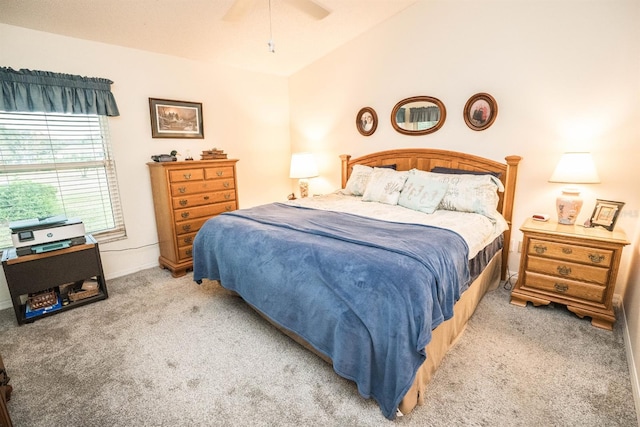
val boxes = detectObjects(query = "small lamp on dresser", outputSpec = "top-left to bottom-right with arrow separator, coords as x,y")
548,152 -> 600,225
289,152 -> 319,198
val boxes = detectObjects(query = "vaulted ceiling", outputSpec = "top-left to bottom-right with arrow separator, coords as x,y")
0,0 -> 418,76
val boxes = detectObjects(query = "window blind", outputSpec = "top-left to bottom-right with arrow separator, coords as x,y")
0,111 -> 126,249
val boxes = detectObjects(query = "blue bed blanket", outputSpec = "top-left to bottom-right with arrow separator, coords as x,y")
192,203 -> 470,419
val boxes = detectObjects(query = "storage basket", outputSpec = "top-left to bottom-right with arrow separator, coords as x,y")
27,289 -> 57,310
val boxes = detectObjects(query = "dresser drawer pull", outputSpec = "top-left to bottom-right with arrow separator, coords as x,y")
225,205 -> 232,211
533,244 -> 547,254
223,182 -> 230,188
184,237 -> 193,244
181,212 -> 190,219
562,248 -> 573,254
589,253 -> 605,264
179,199 -> 187,206
216,171 -> 223,177
183,173 -> 192,179
186,249 -> 192,256
224,193 -> 231,200
182,224 -> 191,232
554,283 -> 569,293
204,195 -> 210,200
557,266 -> 571,276
179,187 -> 186,193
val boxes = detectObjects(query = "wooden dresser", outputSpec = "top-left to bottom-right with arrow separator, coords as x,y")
510,218 -> 629,330
147,160 -> 239,277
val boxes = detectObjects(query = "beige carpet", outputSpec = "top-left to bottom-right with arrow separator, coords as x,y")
0,267 -> 636,426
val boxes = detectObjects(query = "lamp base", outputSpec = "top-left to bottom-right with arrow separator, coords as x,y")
299,179 -> 309,198
556,189 -> 583,225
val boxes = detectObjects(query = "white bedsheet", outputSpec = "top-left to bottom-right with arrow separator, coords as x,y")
286,192 -> 508,260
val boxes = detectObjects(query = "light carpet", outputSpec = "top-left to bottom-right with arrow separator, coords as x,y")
0,267 -> 636,426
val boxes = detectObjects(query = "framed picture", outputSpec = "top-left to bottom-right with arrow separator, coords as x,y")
589,199 -> 624,231
149,98 -> 204,139
356,107 -> 378,136
463,93 -> 498,131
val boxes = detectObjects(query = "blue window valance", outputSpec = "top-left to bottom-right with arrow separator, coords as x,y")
0,67 -> 120,116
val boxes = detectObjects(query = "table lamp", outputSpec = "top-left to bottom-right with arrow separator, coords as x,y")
289,152 -> 318,198
548,152 -> 600,225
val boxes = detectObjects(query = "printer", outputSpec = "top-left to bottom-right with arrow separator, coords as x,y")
10,215 -> 86,256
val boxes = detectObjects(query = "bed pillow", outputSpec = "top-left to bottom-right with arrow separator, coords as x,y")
398,170 -> 449,214
362,168 -> 408,205
342,164 -> 373,196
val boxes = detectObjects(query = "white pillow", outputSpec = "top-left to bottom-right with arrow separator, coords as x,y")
342,164 -> 373,196
398,170 -> 449,214
362,168 -> 408,205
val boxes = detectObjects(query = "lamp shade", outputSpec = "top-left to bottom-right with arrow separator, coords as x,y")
289,152 -> 319,179
548,152 -> 600,184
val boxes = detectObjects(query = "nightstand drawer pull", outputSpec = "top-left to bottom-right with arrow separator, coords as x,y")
183,173 -> 192,179
554,283 -> 569,293
181,212 -> 190,219
557,266 -> 571,276
534,244 -> 547,254
562,248 -> 573,254
589,254 -> 605,264
179,199 -> 187,206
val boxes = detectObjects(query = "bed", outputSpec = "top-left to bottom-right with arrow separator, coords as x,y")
193,148 -> 521,419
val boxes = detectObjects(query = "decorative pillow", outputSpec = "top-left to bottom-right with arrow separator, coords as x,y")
410,169 -> 504,217
342,164 -> 373,196
431,166 -> 501,178
362,168 -> 408,205
398,170 -> 449,214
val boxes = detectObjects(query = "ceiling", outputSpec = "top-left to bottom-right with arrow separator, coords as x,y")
0,0 -> 418,76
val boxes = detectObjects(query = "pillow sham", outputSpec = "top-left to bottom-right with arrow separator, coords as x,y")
398,170 -> 449,214
342,164 -> 373,196
362,168 -> 408,205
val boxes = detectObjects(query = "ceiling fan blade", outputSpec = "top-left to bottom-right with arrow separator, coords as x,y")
284,0 -> 331,20
222,0 -> 257,22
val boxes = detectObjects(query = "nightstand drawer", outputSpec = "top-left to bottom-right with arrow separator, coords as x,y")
528,238 -> 612,267
527,256 -> 609,285
523,271 -> 606,303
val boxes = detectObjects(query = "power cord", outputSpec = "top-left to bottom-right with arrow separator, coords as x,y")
503,267 -> 518,291
100,242 -> 158,253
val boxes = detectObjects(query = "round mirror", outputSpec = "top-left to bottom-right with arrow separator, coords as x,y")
390,96 -> 446,135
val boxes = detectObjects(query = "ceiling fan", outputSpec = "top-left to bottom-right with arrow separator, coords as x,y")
223,0 -> 331,22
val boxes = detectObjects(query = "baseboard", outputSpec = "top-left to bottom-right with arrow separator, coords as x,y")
621,303 -> 640,425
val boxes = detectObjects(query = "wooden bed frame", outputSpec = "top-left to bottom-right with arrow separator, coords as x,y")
340,148 -> 521,280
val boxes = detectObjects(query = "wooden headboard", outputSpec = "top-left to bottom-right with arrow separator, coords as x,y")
340,148 -> 522,279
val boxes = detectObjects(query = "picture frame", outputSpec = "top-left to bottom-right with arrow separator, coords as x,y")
588,199 -> 624,231
463,93 -> 498,131
149,98 -> 204,139
356,107 -> 378,136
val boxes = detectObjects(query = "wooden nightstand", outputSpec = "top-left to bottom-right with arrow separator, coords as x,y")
510,218 -> 629,330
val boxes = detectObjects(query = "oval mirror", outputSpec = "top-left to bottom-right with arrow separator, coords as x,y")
390,96 -> 446,135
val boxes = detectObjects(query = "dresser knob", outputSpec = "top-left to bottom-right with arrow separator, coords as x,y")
534,244 -> 547,254
557,266 -> 571,276
181,212 -> 190,219
179,199 -> 187,206
562,248 -> 573,254
589,253 -> 605,264
554,283 -> 569,293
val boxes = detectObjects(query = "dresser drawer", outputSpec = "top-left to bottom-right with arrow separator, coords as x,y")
176,231 -> 198,248
204,166 -> 235,180
170,179 -> 235,197
528,238 -> 612,267
178,245 -> 194,261
523,271 -> 606,304
526,256 -> 609,285
174,201 -> 236,235
168,168 -> 204,183
172,190 -> 236,209
175,201 -> 236,222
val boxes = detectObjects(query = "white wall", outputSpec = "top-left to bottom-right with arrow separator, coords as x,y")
289,0 -> 640,288
0,23 -> 291,307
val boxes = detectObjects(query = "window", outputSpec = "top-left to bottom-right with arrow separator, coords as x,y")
0,111 -> 126,249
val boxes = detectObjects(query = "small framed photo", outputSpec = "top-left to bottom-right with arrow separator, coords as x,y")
149,98 -> 204,139
588,199 -> 624,231
463,93 -> 498,131
356,107 -> 378,136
